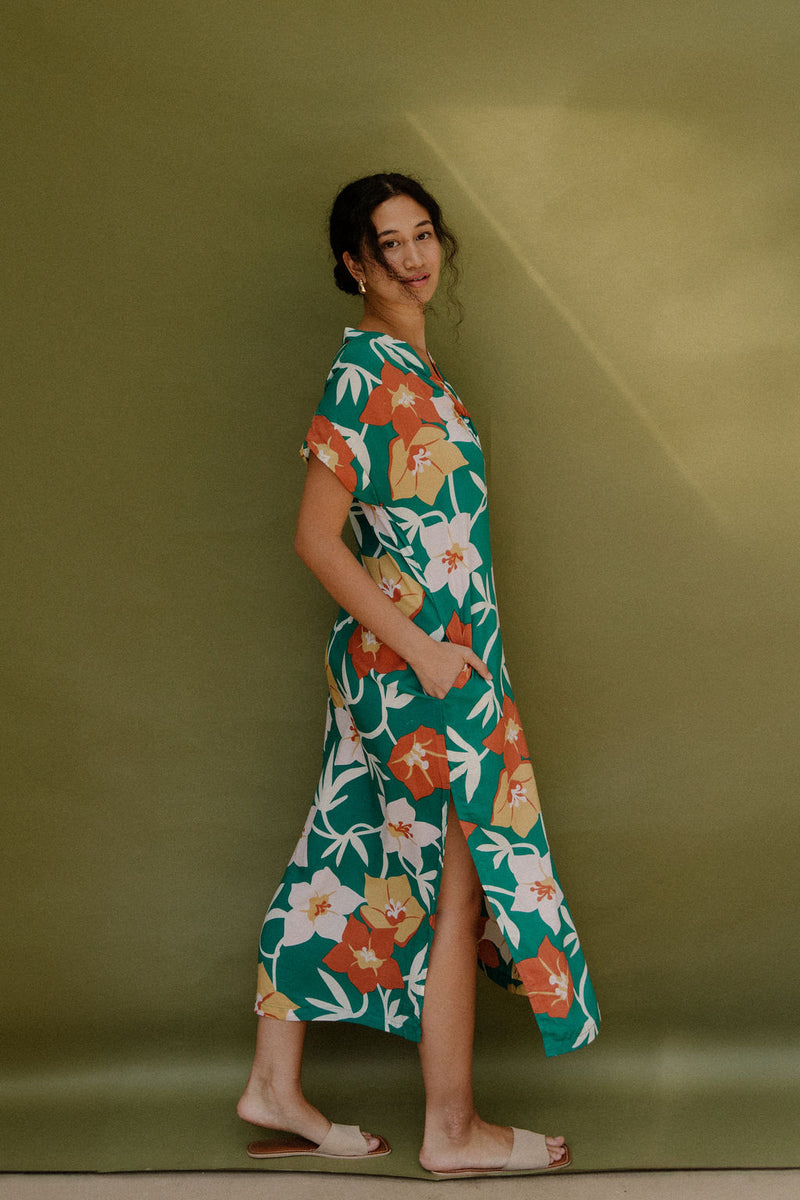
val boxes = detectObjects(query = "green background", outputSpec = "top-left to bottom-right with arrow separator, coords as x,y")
3,0 -> 799,1174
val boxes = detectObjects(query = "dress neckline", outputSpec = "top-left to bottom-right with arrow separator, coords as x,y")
341,326 -> 466,415
343,326 -> 435,378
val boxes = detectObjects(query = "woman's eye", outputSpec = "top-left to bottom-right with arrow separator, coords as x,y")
380,239 -> 398,250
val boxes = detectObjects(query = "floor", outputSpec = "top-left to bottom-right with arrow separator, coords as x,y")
1,1173 -> 798,1199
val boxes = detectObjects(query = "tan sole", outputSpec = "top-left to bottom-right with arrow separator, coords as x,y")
247,1133 -> 391,1161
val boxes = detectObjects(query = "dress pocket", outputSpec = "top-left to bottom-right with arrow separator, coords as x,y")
401,659 -> 479,704
400,664 -> 443,703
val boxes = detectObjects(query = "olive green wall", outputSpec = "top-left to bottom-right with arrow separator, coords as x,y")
3,0 -> 799,1173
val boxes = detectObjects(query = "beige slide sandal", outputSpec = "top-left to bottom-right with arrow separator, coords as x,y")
428,1127 -> 571,1178
247,1121 -> 391,1160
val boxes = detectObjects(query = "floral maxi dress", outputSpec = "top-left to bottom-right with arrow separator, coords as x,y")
255,328 -> 600,1057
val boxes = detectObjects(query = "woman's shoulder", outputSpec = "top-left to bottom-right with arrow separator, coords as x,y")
328,327 -> 380,370
329,327 -> 427,377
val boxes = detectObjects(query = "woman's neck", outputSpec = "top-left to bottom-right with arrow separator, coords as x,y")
356,301 -> 429,362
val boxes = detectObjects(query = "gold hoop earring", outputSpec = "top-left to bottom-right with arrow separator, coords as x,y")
358,279 -> 366,296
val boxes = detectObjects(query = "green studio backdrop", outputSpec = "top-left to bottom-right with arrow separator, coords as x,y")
3,0 -> 799,1175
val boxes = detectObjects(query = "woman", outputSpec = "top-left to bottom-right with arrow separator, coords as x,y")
237,173 -> 600,1178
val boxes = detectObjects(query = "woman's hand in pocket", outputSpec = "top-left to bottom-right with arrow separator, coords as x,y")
408,638 -> 492,699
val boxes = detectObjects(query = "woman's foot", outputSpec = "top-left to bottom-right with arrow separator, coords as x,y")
236,1083 -> 382,1154
419,1112 -> 566,1173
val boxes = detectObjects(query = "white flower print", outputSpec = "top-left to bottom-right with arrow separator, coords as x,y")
254,329 -> 601,1058
509,851 -> 564,934
381,798 -> 440,873
357,502 -> 396,544
431,390 -> 472,443
284,867 -> 363,946
333,706 -> 366,766
420,513 -> 482,606
290,806 -> 315,869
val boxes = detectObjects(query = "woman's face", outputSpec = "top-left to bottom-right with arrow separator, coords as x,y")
357,193 -> 442,306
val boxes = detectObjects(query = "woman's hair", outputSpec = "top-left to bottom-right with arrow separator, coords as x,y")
329,172 -> 461,319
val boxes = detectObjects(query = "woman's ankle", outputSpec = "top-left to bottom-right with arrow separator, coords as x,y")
239,1074 -> 297,1112
424,1103 -> 478,1143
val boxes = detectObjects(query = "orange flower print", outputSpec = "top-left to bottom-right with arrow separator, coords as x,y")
363,553 -> 425,619
483,696 -> 529,770
322,915 -> 404,994
388,726 -> 450,800
474,921 -> 501,969
360,873 -> 425,947
348,624 -> 406,677
388,426 -> 467,505
515,937 -> 575,1018
254,963 -> 299,1020
479,911 -> 518,974
304,414 -> 357,492
491,760 -> 541,837
360,362 -> 441,443
452,392 -> 469,418
445,612 -> 473,687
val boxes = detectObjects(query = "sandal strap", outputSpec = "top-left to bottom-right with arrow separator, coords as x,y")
315,1122 -> 367,1156
506,1127 -> 551,1170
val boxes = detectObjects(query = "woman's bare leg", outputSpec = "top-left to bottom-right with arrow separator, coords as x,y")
237,1014 -> 381,1151
417,800 -> 566,1172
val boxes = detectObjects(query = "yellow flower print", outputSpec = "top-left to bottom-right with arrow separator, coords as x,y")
363,553 -> 425,619
491,760 -> 541,837
388,426 -> 467,505
325,656 -> 345,708
360,873 -> 425,947
254,963 -> 299,1020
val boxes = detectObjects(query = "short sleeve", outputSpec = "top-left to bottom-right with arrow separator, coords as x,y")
301,335 -> 386,503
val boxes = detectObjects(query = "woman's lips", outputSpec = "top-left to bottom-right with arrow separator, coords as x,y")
403,274 -> 430,287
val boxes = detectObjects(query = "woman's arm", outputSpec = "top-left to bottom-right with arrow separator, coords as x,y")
295,455 -> 491,699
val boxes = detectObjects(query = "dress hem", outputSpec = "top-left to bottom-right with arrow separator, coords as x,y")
254,1004 -> 423,1045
